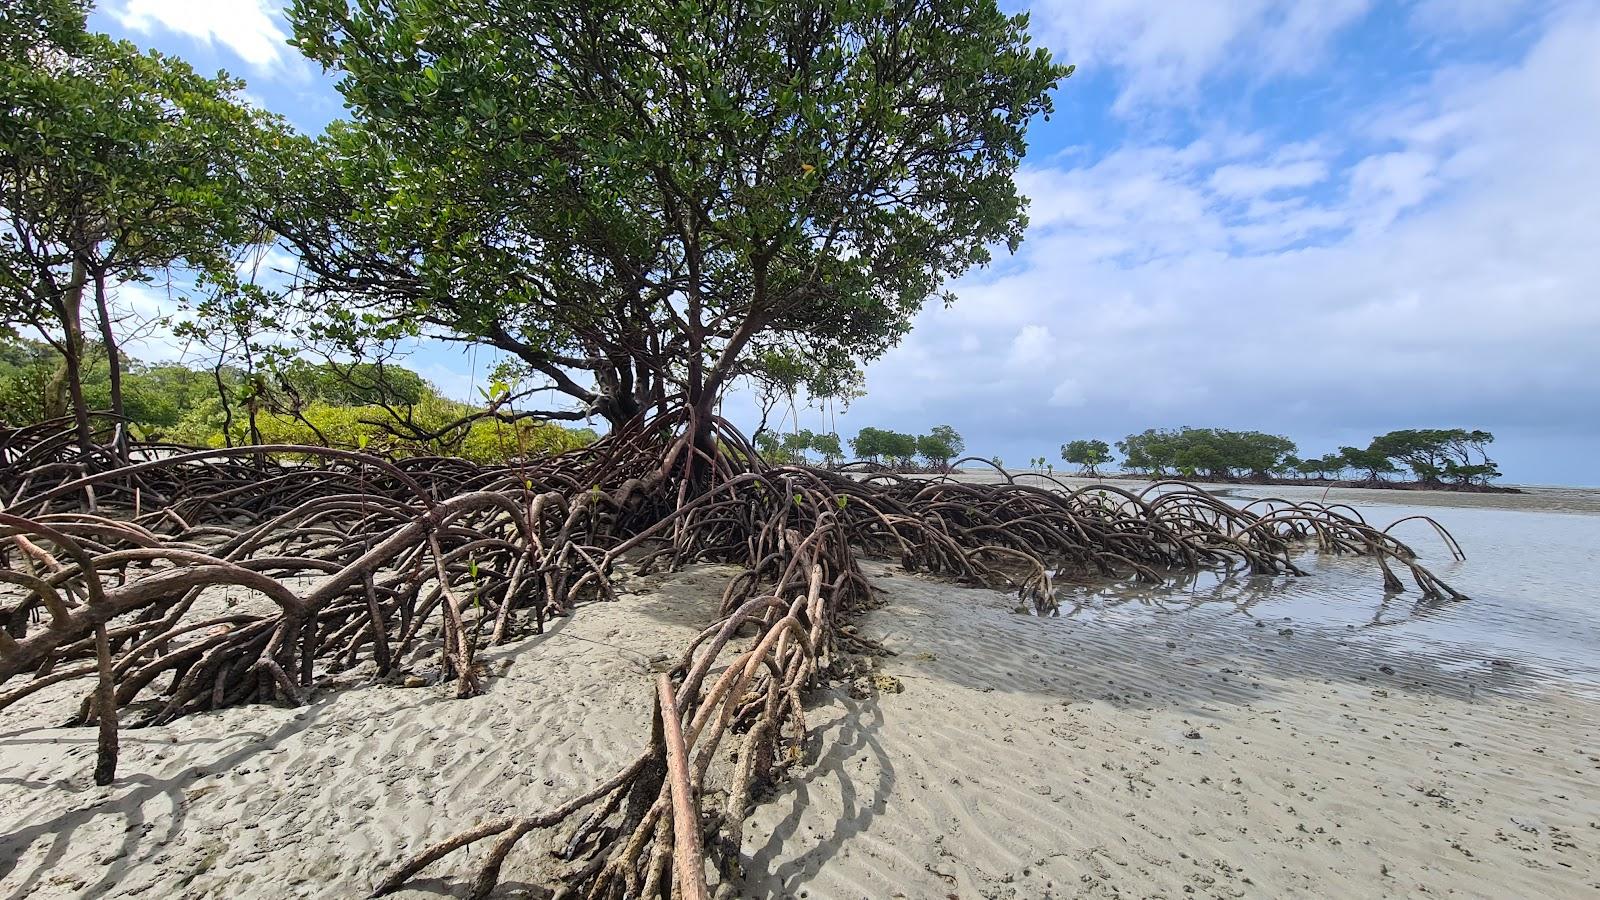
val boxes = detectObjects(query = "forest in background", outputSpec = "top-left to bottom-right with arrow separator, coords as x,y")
0,335 -> 595,462
752,422 -> 1505,488
1,327 -> 1501,487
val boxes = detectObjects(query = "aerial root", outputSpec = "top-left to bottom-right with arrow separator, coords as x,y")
0,410 -> 1468,896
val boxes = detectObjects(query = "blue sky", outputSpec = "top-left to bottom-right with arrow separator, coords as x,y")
91,0 -> 1600,485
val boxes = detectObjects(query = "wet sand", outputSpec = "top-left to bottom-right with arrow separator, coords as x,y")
746,562 -> 1600,899
3,554 -> 1597,898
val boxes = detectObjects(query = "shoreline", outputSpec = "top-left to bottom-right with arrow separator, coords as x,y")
1067,472 -> 1524,494
745,562 -> 1600,899
4,561 -> 1595,898
924,471 -> 1600,516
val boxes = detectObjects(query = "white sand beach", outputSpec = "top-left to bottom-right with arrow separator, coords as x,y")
745,562 -> 1599,899
4,543 -> 1596,899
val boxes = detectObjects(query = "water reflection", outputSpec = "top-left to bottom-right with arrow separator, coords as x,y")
1042,499 -> 1600,688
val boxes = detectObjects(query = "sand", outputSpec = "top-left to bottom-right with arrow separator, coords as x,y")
4,559 -> 1598,898
745,562 -> 1600,899
0,564 -> 725,898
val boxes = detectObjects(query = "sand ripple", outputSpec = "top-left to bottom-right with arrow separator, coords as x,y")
744,562 -> 1600,898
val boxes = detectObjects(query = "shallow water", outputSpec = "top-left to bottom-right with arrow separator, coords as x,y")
1061,496 -> 1600,689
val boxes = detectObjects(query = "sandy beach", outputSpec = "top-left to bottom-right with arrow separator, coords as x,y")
4,530 -> 1597,899
746,563 -> 1599,899
7,0 -> 1597,895
0,565 -> 713,899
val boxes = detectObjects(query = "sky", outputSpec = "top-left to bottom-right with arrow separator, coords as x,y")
88,0 -> 1600,485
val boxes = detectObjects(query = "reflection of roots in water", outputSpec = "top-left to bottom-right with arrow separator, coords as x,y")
1053,546 -> 1463,624
1047,564 -> 1277,619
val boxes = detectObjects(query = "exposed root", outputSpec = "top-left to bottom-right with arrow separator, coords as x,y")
0,411 -> 1469,896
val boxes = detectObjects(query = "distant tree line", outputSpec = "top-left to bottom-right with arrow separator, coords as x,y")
751,428 -> 845,467
1040,426 -> 1501,486
1113,428 -> 1299,481
850,424 -> 964,469
1334,429 -> 1499,486
750,424 -> 966,471
1060,439 -> 1112,476
750,422 -> 1501,486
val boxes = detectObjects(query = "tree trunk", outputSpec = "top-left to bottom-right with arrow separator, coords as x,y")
90,268 -> 127,461
684,389 -> 719,488
593,391 -> 642,431
44,359 -> 69,420
247,395 -> 263,446
62,339 -> 95,462
210,361 -> 236,448
43,260 -> 90,421
55,259 -> 95,460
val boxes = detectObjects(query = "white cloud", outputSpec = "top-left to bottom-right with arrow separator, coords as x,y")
824,7 -> 1600,482
1209,160 -> 1329,198
1347,151 -> 1439,229
114,0 -> 292,73
1410,0 -> 1540,34
1007,325 -> 1056,369
1031,0 -> 1373,112
112,282 -> 189,363
1048,378 -> 1086,408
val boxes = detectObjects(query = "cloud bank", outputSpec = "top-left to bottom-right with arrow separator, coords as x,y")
794,1 -> 1600,484
87,0 -> 1600,484
112,0 -> 295,73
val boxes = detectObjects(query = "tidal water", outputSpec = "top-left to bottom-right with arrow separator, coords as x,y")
1063,495 -> 1600,690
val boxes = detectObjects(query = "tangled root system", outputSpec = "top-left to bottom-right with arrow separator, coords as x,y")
0,411 -> 1466,897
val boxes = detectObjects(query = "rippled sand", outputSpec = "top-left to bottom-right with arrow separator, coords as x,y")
747,562 -> 1600,899
0,567 -> 724,898
4,552 -> 1596,898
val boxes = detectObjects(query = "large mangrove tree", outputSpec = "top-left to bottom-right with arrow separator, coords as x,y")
0,4 -> 1478,899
